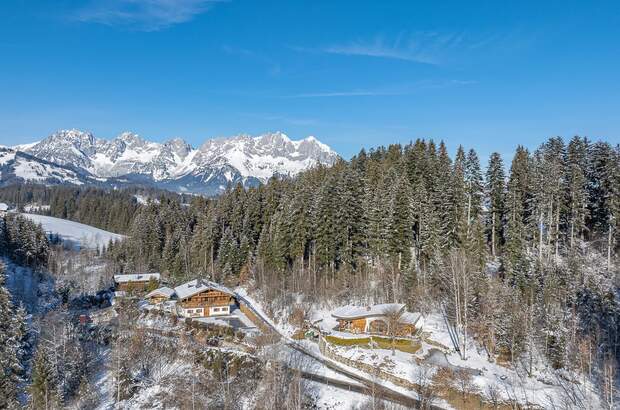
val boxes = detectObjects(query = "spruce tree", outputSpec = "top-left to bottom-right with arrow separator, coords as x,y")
0,265 -> 24,409
30,346 -> 62,410
503,147 -> 532,288
565,136 -> 589,247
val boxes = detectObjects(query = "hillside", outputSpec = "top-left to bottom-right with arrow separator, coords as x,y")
19,213 -> 125,249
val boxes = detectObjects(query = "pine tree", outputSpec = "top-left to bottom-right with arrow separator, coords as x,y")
464,149 -> 486,265
503,147 -> 532,288
485,152 -> 506,257
0,265 -> 24,409
451,146 -> 469,247
30,346 -> 63,410
565,136 -> 589,247
387,174 -> 414,271
435,142 -> 454,250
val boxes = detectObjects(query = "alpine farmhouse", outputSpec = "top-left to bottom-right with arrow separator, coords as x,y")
113,273 -> 161,292
172,279 -> 236,318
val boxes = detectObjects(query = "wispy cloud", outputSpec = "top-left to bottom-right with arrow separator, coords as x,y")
286,79 -> 476,98
300,31 -> 496,65
74,0 -> 226,31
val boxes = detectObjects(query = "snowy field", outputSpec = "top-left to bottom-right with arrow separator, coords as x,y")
20,213 -> 125,249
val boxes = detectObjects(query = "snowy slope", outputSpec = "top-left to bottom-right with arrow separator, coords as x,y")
19,213 -> 125,249
0,147 -> 91,186
15,129 -> 339,195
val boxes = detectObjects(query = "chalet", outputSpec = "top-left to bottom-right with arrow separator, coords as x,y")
0,203 -> 8,216
174,279 -> 236,318
331,303 -> 422,336
145,286 -> 176,304
113,273 -> 161,292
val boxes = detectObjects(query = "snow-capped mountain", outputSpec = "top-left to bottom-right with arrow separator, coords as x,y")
0,147 -> 94,186
9,129 -> 338,195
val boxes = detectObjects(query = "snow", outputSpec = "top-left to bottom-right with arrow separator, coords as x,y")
114,273 -> 160,283
0,202 -> 8,211
331,303 -> 406,319
12,155 -> 85,185
12,141 -> 39,151
19,213 -> 125,249
311,381 -> 370,409
0,149 -> 16,165
23,203 -> 50,212
133,194 -> 148,205
174,278 -> 234,300
238,287 -> 602,409
2,257 -> 57,314
145,286 -> 175,299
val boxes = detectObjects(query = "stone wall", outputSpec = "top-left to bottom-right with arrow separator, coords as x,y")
239,303 -> 272,333
319,336 -> 418,390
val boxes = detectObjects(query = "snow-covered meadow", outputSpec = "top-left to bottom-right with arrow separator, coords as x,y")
19,213 -> 125,250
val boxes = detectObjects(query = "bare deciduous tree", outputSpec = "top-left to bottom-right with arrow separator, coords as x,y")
441,249 -> 475,360
383,305 -> 406,356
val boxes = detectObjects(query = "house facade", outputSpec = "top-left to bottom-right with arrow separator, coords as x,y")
331,303 -> 422,336
114,273 -> 160,292
173,279 -> 236,318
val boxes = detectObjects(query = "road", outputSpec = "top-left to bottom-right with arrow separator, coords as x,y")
235,292 -> 445,410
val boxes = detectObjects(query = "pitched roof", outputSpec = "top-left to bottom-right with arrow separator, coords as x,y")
113,273 -> 160,283
145,286 -> 175,299
331,303 -> 405,320
400,311 -> 422,326
174,279 -> 234,300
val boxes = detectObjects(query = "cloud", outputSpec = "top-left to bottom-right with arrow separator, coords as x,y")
74,0 -> 226,31
287,79 -> 476,98
302,31 -> 496,65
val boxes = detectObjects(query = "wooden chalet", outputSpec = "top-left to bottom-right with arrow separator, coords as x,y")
113,273 -> 160,292
145,286 -> 176,304
174,279 -> 236,318
331,303 -> 422,336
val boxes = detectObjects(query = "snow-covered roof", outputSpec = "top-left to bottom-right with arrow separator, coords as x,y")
331,303 -> 405,320
113,273 -> 160,283
174,279 -> 234,300
145,286 -> 175,299
0,203 -> 8,211
400,311 -> 422,326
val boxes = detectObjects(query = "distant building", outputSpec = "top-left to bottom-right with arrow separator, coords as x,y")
174,279 -> 236,318
331,303 -> 422,336
145,286 -> 176,304
113,273 -> 161,292
0,203 -> 8,216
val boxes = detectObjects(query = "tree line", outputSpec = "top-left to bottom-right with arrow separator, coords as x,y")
0,184 -> 189,235
108,136 -> 618,285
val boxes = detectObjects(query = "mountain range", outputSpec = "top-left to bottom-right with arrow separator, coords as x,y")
0,129 -> 338,195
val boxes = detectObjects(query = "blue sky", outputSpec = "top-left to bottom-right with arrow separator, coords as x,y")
1,0 -> 619,161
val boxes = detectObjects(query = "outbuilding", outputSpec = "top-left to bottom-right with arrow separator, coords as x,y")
113,273 -> 161,292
